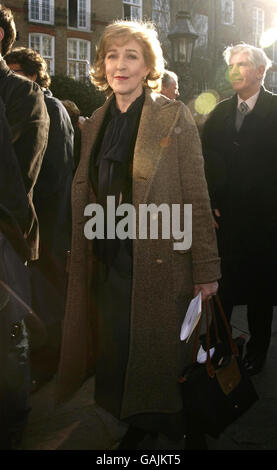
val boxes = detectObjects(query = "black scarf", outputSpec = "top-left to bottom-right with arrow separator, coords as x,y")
91,91 -> 145,269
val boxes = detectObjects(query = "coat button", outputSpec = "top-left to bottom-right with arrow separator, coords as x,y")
10,323 -> 21,339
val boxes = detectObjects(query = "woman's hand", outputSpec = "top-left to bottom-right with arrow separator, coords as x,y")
194,281 -> 218,301
213,209 -> 221,229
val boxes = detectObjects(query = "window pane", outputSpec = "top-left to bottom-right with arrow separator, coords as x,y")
68,39 -> 77,59
30,34 -> 54,74
253,7 -> 264,46
68,0 -> 78,27
44,58 -> 52,73
152,0 -> 170,32
79,0 -> 87,27
79,61 -> 87,79
30,0 -> 39,20
131,6 -> 140,20
153,0 -> 169,11
68,39 -> 89,80
42,36 -> 52,56
123,0 -> 141,19
68,61 -> 77,78
222,0 -> 234,25
194,14 -> 208,48
30,34 -> 41,52
123,4 -> 131,20
41,0 -> 50,22
79,41 -> 88,60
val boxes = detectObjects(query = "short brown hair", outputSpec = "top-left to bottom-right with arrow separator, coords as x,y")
62,100 -> 80,126
5,47 -> 51,88
90,20 -> 165,93
0,3 -> 16,56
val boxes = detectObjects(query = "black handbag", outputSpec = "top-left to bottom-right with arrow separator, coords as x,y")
179,295 -> 259,438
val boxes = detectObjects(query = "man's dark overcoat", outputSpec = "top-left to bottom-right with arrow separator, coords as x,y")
0,59 -> 49,260
30,90 -> 74,331
33,89 -> 74,274
202,87 -> 277,304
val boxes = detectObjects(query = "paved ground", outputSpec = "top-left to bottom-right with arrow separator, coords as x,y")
20,306 -> 277,451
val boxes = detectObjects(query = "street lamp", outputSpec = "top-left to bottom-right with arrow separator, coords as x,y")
168,11 -> 198,102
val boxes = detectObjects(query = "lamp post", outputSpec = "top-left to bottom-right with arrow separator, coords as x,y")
168,10 -> 198,103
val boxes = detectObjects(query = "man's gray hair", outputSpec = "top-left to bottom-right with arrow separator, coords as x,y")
223,43 -> 272,78
162,70 -> 178,88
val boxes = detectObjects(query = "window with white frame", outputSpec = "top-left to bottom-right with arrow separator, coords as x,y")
194,14 -> 208,49
272,13 -> 277,61
253,7 -> 264,47
152,0 -> 170,33
68,0 -> 91,30
221,0 -> 234,25
29,0 -> 54,24
29,33 -> 55,75
123,0 -> 142,21
67,38 -> 90,81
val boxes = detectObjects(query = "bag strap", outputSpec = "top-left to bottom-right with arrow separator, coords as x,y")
209,297 -> 220,344
204,299 -> 216,377
189,295 -> 238,378
214,295 -> 239,357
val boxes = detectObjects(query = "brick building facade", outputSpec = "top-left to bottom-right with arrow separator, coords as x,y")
3,1 -> 277,97
185,0 -> 277,97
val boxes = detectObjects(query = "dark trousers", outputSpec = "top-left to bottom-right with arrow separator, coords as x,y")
214,283 -> 273,358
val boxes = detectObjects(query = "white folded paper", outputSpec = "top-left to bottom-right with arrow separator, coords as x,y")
180,292 -> 202,342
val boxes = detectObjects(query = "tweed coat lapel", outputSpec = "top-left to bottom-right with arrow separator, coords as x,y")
239,86 -> 271,136
75,95 -> 113,189
132,89 -> 180,209
224,87 -> 270,138
222,94 -> 237,138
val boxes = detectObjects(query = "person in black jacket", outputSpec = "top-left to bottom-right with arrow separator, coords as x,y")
6,47 -> 74,389
0,4 -> 49,261
202,43 -> 276,376
0,97 -> 28,242
0,97 -> 32,449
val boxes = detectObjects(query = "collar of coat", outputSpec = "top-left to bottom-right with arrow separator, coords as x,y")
222,86 -> 274,122
75,87 -> 182,208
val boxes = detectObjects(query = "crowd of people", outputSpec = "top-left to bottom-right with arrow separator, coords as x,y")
0,2 -> 276,451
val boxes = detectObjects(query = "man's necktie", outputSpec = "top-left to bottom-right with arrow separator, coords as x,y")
235,101 -> 249,131
239,101 -> 249,114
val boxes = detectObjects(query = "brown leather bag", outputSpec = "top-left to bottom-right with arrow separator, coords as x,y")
179,296 -> 259,438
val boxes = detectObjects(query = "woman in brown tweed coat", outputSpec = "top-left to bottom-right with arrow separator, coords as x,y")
56,20 -> 221,449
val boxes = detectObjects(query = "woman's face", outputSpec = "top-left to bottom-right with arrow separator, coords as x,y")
104,38 -> 150,103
